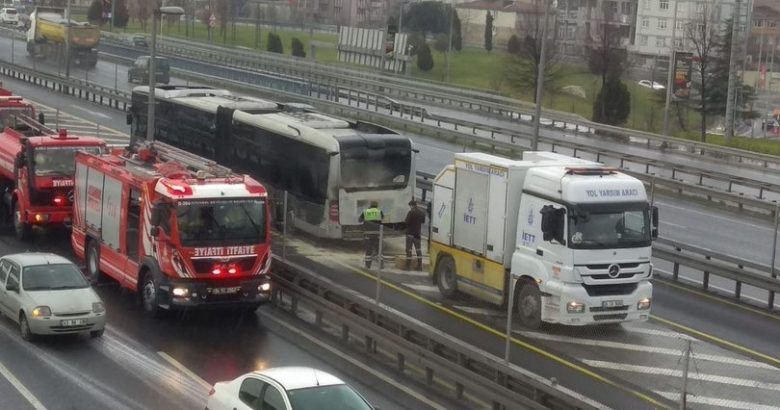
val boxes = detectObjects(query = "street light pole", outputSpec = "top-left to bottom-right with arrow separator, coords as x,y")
111,0 -> 116,31
446,0 -> 454,83
531,0 -> 555,151
65,0 -> 71,79
662,0 -> 681,137
146,5 -> 184,144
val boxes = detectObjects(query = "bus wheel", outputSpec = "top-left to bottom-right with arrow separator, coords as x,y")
517,281 -> 542,329
13,202 -> 30,241
435,256 -> 457,298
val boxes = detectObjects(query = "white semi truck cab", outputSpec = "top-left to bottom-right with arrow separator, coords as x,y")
429,152 -> 657,328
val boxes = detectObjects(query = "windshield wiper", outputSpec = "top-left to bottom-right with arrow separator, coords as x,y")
239,205 -> 261,236
48,285 -> 84,290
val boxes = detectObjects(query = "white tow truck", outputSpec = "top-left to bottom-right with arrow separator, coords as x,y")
429,152 -> 658,328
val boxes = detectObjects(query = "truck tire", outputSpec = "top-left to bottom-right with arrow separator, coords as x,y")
435,256 -> 458,297
140,270 -> 163,318
517,281 -> 542,329
13,202 -> 31,240
86,240 -> 104,284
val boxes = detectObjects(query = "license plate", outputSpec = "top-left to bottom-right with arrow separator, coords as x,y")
602,300 -> 623,308
211,286 -> 241,295
61,319 -> 87,327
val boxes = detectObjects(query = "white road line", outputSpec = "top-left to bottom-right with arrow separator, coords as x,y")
382,269 -> 429,278
654,200 -> 772,232
659,221 -> 687,229
157,352 -> 212,390
512,330 -> 776,370
72,105 -> 112,119
402,283 -> 440,293
455,305 -> 504,316
582,360 -> 780,391
0,360 -> 48,410
258,310 -> 450,410
620,326 -> 699,341
655,391 -> 780,410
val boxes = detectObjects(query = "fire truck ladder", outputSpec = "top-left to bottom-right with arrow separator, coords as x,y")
8,114 -> 56,137
147,141 -> 233,178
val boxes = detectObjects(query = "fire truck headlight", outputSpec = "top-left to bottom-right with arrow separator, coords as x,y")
637,297 -> 652,310
172,287 -> 189,297
258,283 -> 271,292
566,301 -> 585,314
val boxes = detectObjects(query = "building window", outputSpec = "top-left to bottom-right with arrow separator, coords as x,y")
643,0 -> 650,10
658,19 -> 667,29
608,1 -> 618,14
641,18 -> 649,28
621,2 -> 632,14
656,37 -> 666,47
676,20 -> 684,30
640,35 -> 648,46
659,0 -> 669,11
675,38 -> 684,48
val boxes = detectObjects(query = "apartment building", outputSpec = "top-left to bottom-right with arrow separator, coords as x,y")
557,0 -> 637,58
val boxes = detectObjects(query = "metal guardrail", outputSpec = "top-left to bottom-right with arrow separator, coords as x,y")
271,255 -> 604,410
106,33 -> 780,172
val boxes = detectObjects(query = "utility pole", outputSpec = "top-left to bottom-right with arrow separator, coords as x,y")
65,0 -> 71,79
663,0 -> 681,136
111,0 -> 116,31
446,0 -> 454,83
724,0 -> 742,141
531,0 -> 554,151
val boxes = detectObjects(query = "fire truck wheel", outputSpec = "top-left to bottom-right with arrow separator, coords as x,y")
86,240 -> 103,284
435,256 -> 458,298
517,281 -> 542,330
13,202 -> 31,241
140,271 -> 162,317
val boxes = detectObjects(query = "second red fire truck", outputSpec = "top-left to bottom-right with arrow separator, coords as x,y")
71,141 -> 273,316
0,108 -> 106,239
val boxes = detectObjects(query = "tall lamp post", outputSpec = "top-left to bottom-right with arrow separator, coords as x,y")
530,0 -> 557,151
65,0 -> 72,79
147,4 -> 184,143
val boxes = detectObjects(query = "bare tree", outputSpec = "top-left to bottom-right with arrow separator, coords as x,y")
505,0 -> 561,103
587,4 -> 629,122
685,3 -> 721,142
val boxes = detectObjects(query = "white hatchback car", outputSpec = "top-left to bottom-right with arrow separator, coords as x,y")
0,7 -> 18,24
206,367 -> 376,410
0,253 -> 106,341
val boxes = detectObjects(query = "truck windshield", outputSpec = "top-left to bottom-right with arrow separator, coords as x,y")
33,146 -> 103,176
0,106 -> 34,129
340,150 -> 411,191
176,198 -> 266,246
568,203 -> 651,249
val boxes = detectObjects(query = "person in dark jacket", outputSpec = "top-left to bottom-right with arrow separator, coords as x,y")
404,200 -> 426,270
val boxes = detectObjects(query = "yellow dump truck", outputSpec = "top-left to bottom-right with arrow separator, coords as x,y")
26,7 -> 99,67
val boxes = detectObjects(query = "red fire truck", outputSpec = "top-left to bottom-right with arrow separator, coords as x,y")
71,141 -> 273,316
0,87 -> 40,124
0,113 -> 107,239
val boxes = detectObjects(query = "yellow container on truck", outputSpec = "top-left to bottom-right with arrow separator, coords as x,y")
429,152 -> 658,329
26,7 -> 99,67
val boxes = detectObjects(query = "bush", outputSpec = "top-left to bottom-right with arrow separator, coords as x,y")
592,76 -> 631,125
291,37 -> 306,58
417,43 -> 434,71
87,0 -> 105,25
433,33 -> 449,53
267,33 -> 283,54
113,0 -> 130,28
507,34 -> 521,54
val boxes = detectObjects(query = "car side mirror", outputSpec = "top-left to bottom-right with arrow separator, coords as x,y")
38,112 -> 45,125
651,206 -> 659,240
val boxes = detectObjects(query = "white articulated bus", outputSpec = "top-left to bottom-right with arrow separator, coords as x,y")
128,86 -> 416,239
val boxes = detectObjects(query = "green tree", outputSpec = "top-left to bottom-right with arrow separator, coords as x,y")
417,43 -> 434,71
484,12 -> 493,52
403,1 -> 449,36
433,34 -> 448,53
87,0 -> 105,25
684,3 -> 720,142
267,33 -> 283,53
113,0 -> 130,28
592,76 -> 631,125
291,37 -> 306,58
452,9 -> 462,51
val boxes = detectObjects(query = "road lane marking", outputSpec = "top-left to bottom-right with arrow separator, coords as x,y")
157,351 -> 212,391
650,315 -> 780,367
454,305 -> 504,316
402,283 -> 439,293
659,221 -> 687,229
330,258 -> 670,409
582,360 -> 780,391
620,326 -> 698,341
652,278 -> 780,321
0,360 -> 48,410
512,330 -> 776,370
73,105 -> 112,119
655,392 -> 780,410
258,309 -> 451,410
654,200 -> 773,231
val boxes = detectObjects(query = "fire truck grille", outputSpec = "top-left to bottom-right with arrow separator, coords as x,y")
191,257 -> 257,275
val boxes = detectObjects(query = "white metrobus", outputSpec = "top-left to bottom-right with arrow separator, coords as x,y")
128,86 -> 416,239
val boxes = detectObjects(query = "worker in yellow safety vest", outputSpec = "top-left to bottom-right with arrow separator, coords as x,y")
359,201 -> 384,269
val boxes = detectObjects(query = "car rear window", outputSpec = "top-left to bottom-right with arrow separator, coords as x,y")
6,9 -> 17,14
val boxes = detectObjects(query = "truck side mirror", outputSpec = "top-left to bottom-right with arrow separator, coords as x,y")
38,112 -> 45,125
14,155 -> 24,169
540,205 -> 566,245
651,206 -> 659,240
150,226 -> 160,237
126,112 -> 133,125
150,202 -> 162,227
